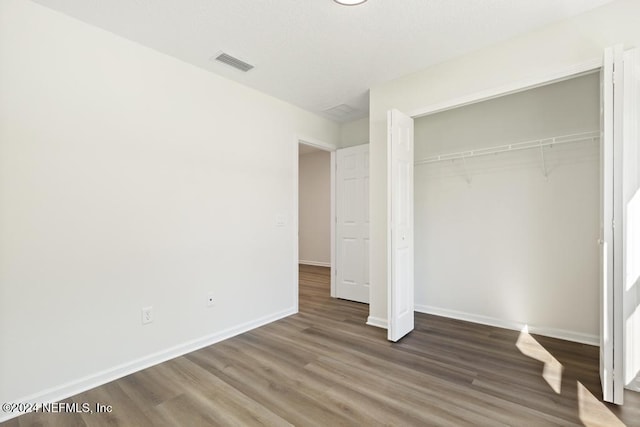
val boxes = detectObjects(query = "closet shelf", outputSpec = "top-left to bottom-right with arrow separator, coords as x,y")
414,130 -> 600,166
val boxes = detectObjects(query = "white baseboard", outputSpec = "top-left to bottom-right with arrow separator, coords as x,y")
299,260 -> 331,267
414,304 -> 599,346
626,377 -> 640,393
0,307 -> 296,423
367,316 -> 388,329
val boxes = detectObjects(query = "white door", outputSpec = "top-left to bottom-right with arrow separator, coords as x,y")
335,144 -> 370,303
622,48 -> 640,394
387,109 -> 414,342
600,45 -> 624,405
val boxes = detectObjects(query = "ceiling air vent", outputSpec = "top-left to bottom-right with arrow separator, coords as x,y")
322,104 -> 358,121
213,52 -> 254,72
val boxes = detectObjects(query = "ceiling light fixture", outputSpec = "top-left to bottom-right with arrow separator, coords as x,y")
333,0 -> 367,5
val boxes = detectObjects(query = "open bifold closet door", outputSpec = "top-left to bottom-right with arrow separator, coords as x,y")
387,109 -> 415,342
600,45 -> 640,405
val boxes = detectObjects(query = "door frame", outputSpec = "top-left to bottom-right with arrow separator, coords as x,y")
293,135 -> 337,312
378,58 -> 604,331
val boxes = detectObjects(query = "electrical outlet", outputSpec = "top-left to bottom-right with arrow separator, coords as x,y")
141,306 -> 153,324
207,293 -> 214,307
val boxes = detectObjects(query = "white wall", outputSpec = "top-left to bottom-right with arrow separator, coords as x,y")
414,74 -> 600,343
368,0 -> 640,327
340,117 -> 369,148
299,149 -> 331,266
0,0 -> 338,412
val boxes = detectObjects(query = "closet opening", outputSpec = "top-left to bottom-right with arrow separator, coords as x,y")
412,71 -> 602,344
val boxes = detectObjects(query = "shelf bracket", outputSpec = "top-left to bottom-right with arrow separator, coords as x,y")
539,139 -> 550,179
462,156 -> 471,185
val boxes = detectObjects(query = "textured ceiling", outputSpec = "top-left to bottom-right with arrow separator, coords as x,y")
33,0 -> 614,122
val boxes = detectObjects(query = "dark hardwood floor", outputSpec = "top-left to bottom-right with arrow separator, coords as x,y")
4,264 -> 639,426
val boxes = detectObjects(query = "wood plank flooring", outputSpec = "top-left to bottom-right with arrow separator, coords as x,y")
4,264 -> 640,426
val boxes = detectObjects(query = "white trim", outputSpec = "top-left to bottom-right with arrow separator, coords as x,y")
414,304 -> 599,346
330,151 -> 336,298
626,377 -> 640,392
0,307 -> 296,423
293,136 -> 300,313
408,58 -> 602,119
299,260 -> 331,267
366,316 -> 388,329
297,135 -> 337,151
385,111 -> 393,336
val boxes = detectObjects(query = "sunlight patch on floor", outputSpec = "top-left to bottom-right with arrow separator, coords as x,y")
516,325 -> 563,393
577,381 -> 626,427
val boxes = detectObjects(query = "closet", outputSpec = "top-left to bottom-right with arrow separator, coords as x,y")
413,73 -> 601,343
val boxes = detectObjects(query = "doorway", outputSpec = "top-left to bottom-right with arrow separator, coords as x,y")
294,138 -> 371,308
412,72 -> 601,344
387,69 -> 604,339
298,144 -> 332,269
387,47 -> 640,404
294,138 -> 335,310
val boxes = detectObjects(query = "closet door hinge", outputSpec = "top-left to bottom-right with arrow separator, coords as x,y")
612,219 -> 616,229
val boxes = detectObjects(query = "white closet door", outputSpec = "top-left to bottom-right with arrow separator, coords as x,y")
622,48 -> 640,392
600,44 -> 624,405
335,144 -> 370,303
387,109 -> 414,342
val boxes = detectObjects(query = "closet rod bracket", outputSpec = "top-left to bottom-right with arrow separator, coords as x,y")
462,156 -> 471,185
539,138 -> 552,180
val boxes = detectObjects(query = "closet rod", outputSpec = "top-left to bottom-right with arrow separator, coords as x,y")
414,130 -> 600,165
